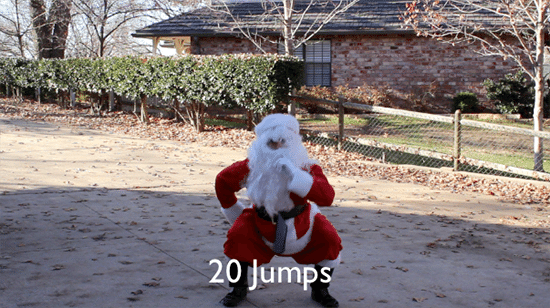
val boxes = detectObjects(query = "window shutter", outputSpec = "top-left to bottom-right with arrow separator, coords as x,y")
278,39 -> 331,87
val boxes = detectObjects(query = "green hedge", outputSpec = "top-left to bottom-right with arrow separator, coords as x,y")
0,54 -> 304,113
483,70 -> 550,118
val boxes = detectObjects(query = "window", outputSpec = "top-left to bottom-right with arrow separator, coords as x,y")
279,40 -> 331,87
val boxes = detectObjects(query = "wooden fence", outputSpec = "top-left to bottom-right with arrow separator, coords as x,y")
289,96 -> 550,182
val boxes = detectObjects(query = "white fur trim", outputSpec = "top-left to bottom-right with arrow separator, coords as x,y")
288,169 -> 313,198
317,253 -> 341,268
255,114 -> 299,137
262,203 -> 320,255
221,201 -> 245,225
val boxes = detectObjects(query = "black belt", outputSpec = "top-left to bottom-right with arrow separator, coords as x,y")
255,204 -> 307,254
255,204 -> 307,223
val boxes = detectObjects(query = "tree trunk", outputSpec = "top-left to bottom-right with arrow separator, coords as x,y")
49,0 -> 72,59
184,101 -> 205,132
173,99 -> 181,122
36,87 -> 41,104
533,9 -> 545,172
30,0 -> 50,59
140,94 -> 149,124
30,0 -> 72,59
17,34 -> 25,58
15,87 -> 21,102
283,0 -> 294,55
246,109 -> 254,131
198,103 -> 205,132
533,95 -> 544,171
70,89 -> 76,107
108,90 -> 115,111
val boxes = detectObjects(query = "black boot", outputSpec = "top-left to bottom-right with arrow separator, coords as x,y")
220,261 -> 249,307
310,265 -> 339,308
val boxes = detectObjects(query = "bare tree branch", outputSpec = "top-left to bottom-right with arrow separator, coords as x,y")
71,0 -> 162,58
403,0 -> 549,171
0,0 -> 34,57
208,0 -> 359,55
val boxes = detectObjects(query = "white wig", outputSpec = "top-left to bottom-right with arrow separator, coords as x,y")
246,114 -> 314,216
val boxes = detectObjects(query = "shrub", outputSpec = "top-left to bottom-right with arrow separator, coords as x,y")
452,92 -> 479,113
483,71 -> 535,118
0,55 -> 303,114
296,84 -> 392,113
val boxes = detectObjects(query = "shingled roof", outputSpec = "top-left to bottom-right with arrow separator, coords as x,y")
132,0 -> 416,39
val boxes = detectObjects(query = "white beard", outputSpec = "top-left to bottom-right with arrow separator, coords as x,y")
246,125 -> 314,218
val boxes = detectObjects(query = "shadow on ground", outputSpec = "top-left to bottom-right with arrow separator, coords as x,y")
1,185 -> 549,308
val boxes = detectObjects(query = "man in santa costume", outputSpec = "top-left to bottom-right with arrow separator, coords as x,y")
215,113 -> 342,307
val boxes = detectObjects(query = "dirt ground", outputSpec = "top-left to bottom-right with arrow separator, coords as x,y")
1,114 -> 550,308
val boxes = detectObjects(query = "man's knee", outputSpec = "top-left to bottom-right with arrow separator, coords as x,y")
312,214 -> 342,245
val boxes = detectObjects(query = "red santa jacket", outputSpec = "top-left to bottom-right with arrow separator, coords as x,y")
215,159 -> 336,255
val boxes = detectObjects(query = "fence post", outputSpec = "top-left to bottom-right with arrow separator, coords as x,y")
338,96 -> 345,150
453,109 -> 462,171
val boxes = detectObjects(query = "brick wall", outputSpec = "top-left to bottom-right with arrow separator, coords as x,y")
193,34 -> 516,108
194,37 -> 277,55
329,34 -> 515,100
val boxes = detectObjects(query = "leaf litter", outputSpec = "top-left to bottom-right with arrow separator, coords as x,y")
1,99 -> 549,212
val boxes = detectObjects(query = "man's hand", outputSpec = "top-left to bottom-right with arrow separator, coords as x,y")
276,158 -> 313,198
277,157 -> 299,178
221,200 -> 245,225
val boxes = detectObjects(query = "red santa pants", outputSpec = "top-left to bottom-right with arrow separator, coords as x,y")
224,208 -> 342,266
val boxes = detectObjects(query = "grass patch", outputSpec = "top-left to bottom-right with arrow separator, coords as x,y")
462,149 -> 550,171
298,115 -> 370,126
205,118 -> 247,129
301,113 -> 550,177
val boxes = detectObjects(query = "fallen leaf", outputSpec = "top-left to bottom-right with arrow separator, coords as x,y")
143,282 -> 160,287
6,99 -> 550,208
92,233 -> 106,241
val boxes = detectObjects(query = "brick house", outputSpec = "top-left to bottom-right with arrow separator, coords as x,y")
132,0 -> 517,110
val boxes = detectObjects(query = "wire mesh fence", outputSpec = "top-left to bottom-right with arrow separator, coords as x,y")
459,122 -> 538,173
295,97 -> 550,182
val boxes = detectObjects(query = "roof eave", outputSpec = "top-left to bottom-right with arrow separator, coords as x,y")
131,28 -> 417,39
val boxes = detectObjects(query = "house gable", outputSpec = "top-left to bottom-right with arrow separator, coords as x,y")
132,1 -> 517,109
